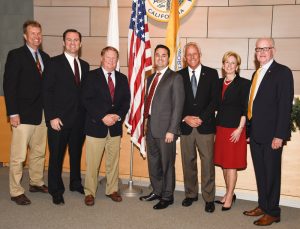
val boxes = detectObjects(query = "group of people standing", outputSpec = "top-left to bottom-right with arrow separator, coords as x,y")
3,20 -> 294,227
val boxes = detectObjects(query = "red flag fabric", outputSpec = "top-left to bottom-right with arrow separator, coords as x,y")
125,0 -> 152,156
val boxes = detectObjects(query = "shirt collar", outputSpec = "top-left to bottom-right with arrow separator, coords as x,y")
261,59 -> 274,70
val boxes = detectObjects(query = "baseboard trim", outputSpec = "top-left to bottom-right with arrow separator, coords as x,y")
120,177 -> 300,209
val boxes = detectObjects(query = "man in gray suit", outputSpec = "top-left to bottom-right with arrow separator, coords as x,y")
139,44 -> 185,210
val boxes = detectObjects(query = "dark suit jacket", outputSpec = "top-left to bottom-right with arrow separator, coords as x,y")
146,68 -> 185,138
178,65 -> 219,135
81,68 -> 130,138
43,54 -> 90,129
3,45 -> 50,125
249,61 -> 294,143
216,75 -> 250,128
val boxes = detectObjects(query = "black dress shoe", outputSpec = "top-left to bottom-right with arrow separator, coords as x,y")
52,195 -> 65,205
205,201 -> 215,213
182,197 -> 198,207
70,186 -> 84,194
139,193 -> 161,201
153,199 -> 174,210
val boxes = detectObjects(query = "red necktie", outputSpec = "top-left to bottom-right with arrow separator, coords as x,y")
74,58 -> 80,86
107,72 -> 115,101
35,52 -> 42,76
144,72 -> 161,119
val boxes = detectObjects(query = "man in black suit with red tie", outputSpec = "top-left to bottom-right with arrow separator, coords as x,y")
81,46 -> 130,206
178,42 -> 219,213
243,38 -> 294,226
43,29 -> 90,205
3,20 -> 50,205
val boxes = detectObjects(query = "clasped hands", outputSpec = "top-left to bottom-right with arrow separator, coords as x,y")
183,116 -> 202,128
102,114 -> 120,126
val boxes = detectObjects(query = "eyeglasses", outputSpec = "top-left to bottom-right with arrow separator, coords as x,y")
255,47 -> 273,53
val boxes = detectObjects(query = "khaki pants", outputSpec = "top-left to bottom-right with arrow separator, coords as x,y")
180,129 -> 215,202
9,117 -> 47,197
84,134 -> 121,197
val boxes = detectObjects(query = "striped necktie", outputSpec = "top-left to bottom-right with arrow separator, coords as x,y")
247,67 -> 262,120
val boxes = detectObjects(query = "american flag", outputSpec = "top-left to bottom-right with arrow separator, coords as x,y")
125,0 -> 152,156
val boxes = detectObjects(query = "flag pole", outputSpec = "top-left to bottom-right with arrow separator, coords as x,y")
121,142 -> 142,197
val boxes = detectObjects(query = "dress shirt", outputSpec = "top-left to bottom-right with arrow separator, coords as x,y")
188,64 -> 202,85
26,44 -> 44,71
102,68 -> 116,86
148,66 -> 168,115
252,59 -> 273,100
64,52 -> 82,79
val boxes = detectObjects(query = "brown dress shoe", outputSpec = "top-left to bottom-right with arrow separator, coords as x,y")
243,207 -> 264,216
106,192 -> 122,202
29,185 -> 48,193
11,194 -> 31,205
84,195 -> 95,206
254,214 -> 280,226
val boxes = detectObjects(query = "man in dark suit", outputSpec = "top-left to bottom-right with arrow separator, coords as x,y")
43,29 -> 90,205
178,42 -> 219,213
81,46 -> 130,206
3,20 -> 50,205
139,44 -> 185,210
243,38 -> 294,226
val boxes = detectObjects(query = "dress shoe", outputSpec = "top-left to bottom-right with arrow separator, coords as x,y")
153,199 -> 174,210
11,194 -> 31,205
253,214 -> 280,226
84,195 -> 95,206
221,194 -> 236,211
182,197 -> 198,207
205,201 -> 215,213
52,195 -> 65,205
106,192 -> 122,202
70,186 -> 84,194
29,184 -> 48,193
243,207 -> 264,216
139,193 -> 161,201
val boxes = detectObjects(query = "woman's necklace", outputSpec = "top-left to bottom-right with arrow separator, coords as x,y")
224,75 -> 235,85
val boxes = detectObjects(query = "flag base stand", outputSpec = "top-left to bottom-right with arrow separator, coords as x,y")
121,180 -> 142,197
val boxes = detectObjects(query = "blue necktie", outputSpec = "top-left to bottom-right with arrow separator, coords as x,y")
191,70 -> 197,97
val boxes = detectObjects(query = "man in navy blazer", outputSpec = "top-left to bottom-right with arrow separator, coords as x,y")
43,29 -> 90,205
3,20 -> 50,205
178,42 -> 219,213
243,38 -> 294,226
81,46 -> 130,206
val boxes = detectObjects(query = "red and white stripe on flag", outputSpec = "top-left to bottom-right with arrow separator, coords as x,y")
125,0 -> 152,156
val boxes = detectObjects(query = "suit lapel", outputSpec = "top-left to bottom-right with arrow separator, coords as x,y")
23,45 -> 41,76
255,61 -> 276,99
98,68 -> 113,102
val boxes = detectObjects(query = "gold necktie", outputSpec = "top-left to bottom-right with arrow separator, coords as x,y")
247,67 -> 262,120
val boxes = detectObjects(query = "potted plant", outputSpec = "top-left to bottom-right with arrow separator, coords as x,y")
291,97 -> 300,132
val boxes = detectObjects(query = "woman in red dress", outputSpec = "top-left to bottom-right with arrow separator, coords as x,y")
214,51 -> 250,211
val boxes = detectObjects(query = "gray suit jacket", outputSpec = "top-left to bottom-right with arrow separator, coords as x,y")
146,68 -> 185,138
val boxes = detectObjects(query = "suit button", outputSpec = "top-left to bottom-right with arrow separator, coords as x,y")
193,103 -> 197,106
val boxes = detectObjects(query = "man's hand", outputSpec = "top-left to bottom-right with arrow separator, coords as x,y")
102,114 -> 117,126
10,115 -> 20,128
165,132 -> 174,143
50,118 -> 63,131
271,138 -> 283,150
183,116 -> 202,128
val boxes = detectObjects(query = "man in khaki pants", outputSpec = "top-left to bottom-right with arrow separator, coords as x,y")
81,46 -> 130,206
3,20 -> 50,205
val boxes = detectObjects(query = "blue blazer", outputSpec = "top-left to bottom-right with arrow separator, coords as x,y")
81,68 -> 130,138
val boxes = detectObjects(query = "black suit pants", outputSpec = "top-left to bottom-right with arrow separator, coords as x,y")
250,139 -> 282,217
48,116 -> 85,196
146,119 -> 176,201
